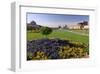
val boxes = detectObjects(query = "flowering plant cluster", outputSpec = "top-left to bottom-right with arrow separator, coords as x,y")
27,38 -> 89,60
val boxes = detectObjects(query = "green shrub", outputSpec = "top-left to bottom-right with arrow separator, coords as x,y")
40,27 -> 52,38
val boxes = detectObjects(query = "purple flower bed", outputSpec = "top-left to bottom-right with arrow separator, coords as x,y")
27,38 -> 88,60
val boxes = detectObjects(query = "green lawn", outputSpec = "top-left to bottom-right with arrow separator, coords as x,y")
27,29 -> 89,44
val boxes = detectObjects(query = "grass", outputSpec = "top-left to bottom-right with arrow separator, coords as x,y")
27,29 -> 89,44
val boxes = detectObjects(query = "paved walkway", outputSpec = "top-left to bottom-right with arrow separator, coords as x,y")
65,30 -> 89,36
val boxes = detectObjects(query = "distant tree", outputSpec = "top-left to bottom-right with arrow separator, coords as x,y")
58,26 -> 61,29
63,25 -> 68,29
78,21 -> 88,30
40,27 -> 52,38
30,20 -> 36,25
83,21 -> 88,25
27,20 -> 41,32
78,22 -> 84,30
27,20 -> 37,31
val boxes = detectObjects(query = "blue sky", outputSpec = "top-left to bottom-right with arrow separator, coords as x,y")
27,13 -> 89,27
